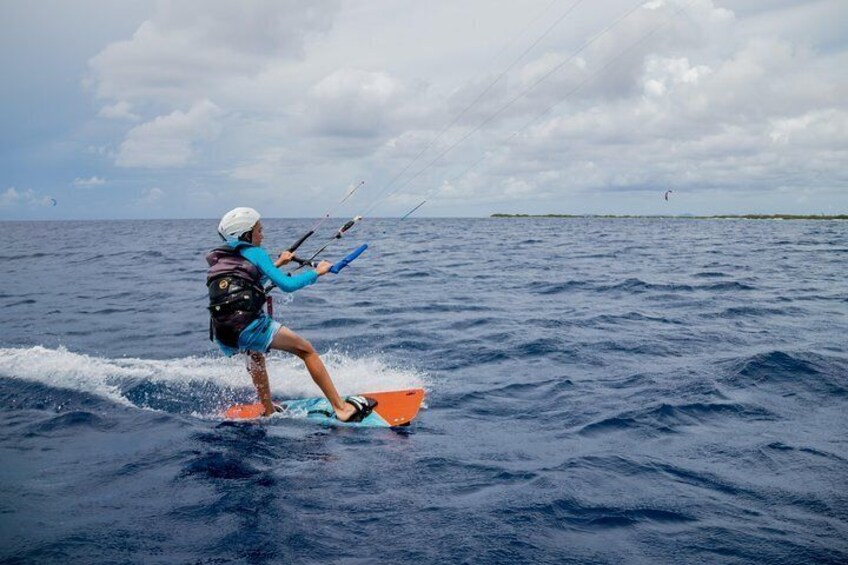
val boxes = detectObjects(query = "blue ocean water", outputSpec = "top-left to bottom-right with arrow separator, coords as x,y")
1,217 -> 846,564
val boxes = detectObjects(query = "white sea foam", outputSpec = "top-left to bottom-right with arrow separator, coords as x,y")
0,346 -> 428,409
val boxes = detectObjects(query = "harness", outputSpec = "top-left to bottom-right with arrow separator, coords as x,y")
206,246 -> 266,348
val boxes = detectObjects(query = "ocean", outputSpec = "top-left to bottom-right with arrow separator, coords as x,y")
1,217 -> 846,563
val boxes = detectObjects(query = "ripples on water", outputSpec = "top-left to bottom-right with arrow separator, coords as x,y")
1,218 -> 846,563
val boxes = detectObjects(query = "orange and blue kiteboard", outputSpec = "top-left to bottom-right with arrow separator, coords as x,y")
224,388 -> 425,427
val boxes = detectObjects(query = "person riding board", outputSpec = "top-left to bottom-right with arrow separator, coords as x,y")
207,207 -> 376,420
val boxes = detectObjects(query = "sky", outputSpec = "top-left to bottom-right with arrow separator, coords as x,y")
1,0 -> 846,220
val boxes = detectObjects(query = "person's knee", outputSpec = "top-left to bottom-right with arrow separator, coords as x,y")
293,339 -> 316,359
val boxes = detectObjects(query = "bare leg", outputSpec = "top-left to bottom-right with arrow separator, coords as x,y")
246,352 -> 276,417
269,326 -> 356,421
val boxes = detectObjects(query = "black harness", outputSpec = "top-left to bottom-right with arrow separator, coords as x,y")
206,247 -> 267,348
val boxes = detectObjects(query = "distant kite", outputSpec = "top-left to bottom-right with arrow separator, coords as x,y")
50,197 -> 57,207
664,190 -> 673,201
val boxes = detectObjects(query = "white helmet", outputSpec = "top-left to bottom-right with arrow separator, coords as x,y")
218,207 -> 260,241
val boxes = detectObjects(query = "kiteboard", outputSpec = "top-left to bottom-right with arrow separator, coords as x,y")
224,388 -> 425,427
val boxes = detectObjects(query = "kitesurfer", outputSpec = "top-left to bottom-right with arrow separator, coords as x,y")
207,207 -> 375,420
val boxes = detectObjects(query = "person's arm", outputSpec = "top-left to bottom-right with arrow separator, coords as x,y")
239,246 -> 318,292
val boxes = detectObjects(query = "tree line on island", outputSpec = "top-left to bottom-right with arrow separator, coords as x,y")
490,214 -> 848,220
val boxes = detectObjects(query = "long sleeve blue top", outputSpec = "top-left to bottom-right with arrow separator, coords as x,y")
232,243 -> 318,292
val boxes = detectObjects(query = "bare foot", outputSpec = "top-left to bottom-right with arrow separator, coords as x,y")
262,403 -> 281,417
334,401 -> 357,422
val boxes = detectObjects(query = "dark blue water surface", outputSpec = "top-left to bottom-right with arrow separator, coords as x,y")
1,218 -> 846,564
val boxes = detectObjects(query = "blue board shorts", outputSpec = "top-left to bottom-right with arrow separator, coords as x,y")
215,314 -> 282,357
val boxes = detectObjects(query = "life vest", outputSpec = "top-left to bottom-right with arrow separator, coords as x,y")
206,245 -> 266,347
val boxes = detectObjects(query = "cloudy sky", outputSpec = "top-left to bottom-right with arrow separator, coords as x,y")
1,0 -> 845,219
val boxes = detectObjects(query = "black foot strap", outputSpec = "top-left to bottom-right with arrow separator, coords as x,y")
344,395 -> 377,423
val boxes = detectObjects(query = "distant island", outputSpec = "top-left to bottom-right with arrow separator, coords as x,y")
491,214 -> 848,220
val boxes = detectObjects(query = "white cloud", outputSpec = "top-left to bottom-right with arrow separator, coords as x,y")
643,57 -> 711,95
471,0 -> 847,210
0,188 -> 23,207
1,188 -> 55,208
88,0 -> 339,105
88,20 -> 251,105
86,1 -> 342,176
64,0 -> 848,216
769,109 -> 848,148
73,176 -> 107,187
138,187 -> 164,205
98,101 -> 140,121
116,100 -> 224,168
229,147 -> 291,183
306,69 -> 408,137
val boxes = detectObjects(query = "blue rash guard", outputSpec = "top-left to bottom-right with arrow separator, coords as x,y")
215,242 -> 318,356
236,243 -> 318,292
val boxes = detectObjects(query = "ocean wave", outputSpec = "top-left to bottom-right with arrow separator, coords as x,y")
446,376 -> 575,415
606,278 -> 695,292
587,311 -> 683,326
499,494 -> 696,531
721,350 -> 848,397
0,346 -> 428,418
705,305 -> 805,319
527,280 -> 588,294
180,452 -> 263,480
578,401 -> 774,437
25,411 -> 114,435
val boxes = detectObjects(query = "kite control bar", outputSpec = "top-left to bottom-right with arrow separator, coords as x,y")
285,243 -> 367,272
288,215 -> 363,272
264,242 -> 367,298
263,188 -> 367,309
289,254 -> 319,268
265,213 -> 366,295
285,215 -> 363,269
